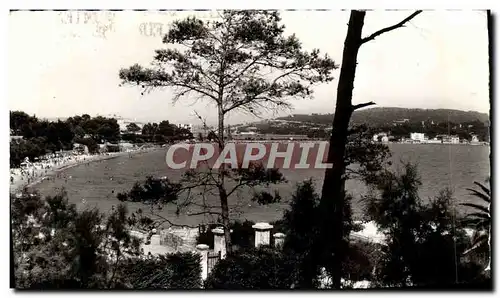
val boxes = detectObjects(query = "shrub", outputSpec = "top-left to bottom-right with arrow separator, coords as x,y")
365,163 -> 487,287
74,137 -> 99,154
343,240 -> 382,282
204,246 -> 298,289
122,252 -> 202,289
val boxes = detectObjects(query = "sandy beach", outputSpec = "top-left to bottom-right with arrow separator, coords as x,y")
9,145 -> 160,194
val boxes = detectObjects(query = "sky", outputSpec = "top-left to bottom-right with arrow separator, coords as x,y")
8,10 -> 490,125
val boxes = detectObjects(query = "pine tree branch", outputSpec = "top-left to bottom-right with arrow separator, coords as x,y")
360,10 -> 423,45
186,211 -> 222,216
352,101 -> 376,111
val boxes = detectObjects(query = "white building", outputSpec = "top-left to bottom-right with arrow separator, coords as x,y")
177,123 -> 193,132
410,132 -> 426,142
114,116 -> 145,134
239,131 -> 257,136
442,135 -> 460,144
427,138 -> 442,144
373,132 -> 389,142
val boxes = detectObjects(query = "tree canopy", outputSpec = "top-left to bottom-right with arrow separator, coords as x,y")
119,11 -> 337,117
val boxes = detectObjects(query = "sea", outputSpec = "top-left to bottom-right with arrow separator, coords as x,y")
31,143 -> 490,227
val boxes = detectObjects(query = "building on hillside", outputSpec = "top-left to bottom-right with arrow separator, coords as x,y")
392,119 -> 410,126
73,143 -> 89,154
442,135 -> 460,144
115,116 -> 145,134
410,132 -> 426,143
264,134 -> 309,140
238,131 -> 257,136
177,123 -> 193,132
427,138 -> 442,144
232,133 -> 309,141
191,125 -> 213,138
373,132 -> 390,143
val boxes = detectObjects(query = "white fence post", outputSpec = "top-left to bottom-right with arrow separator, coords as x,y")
252,222 -> 273,247
212,227 -> 226,259
273,232 -> 285,248
150,228 -> 160,245
196,244 -> 209,281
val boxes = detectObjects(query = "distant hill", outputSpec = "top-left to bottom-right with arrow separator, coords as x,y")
276,108 -> 490,126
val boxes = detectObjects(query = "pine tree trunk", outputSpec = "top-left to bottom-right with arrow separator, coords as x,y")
217,103 -> 233,254
317,10 -> 366,289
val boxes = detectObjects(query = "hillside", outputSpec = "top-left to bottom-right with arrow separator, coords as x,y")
276,107 -> 490,126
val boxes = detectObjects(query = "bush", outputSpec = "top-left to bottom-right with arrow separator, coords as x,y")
365,163 -> 487,287
196,220 -> 256,251
166,252 -> 202,289
105,144 -> 121,153
228,220 -> 255,250
204,247 -> 298,289
12,189 -> 204,289
343,240 -> 382,282
196,223 -> 217,248
10,138 -> 48,167
12,190 -> 143,289
122,252 -> 202,289
74,137 -> 99,154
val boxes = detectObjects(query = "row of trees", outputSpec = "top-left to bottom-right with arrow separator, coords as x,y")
120,121 -> 194,143
11,111 -> 121,144
10,111 -> 121,167
9,111 -> 193,167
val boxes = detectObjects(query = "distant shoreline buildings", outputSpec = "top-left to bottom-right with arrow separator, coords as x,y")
177,123 -> 193,133
373,131 -> 486,145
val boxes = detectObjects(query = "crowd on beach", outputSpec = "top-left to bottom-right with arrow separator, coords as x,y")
9,145 -> 160,194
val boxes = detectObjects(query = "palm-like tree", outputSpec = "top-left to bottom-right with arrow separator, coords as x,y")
460,181 -> 491,270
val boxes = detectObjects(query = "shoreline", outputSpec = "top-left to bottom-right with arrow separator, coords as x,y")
9,146 -> 162,194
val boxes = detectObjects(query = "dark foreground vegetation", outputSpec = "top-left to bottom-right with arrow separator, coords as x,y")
11,163 -> 491,289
